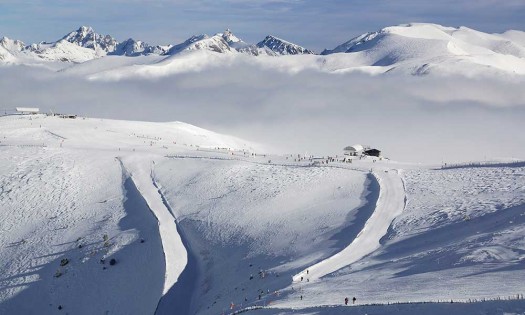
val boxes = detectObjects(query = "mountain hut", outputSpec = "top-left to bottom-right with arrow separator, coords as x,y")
343,144 -> 364,156
363,148 -> 381,157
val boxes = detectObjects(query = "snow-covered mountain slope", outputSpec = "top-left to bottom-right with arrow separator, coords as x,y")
166,33 -> 235,55
221,29 -> 251,50
0,37 -> 25,63
0,36 -> 24,53
112,38 -> 171,56
57,24 -> 525,78
0,115 -> 260,314
3,23 -> 524,77
256,35 -> 315,55
270,165 -> 525,311
321,23 -> 525,76
0,27 -> 315,66
0,45 -> 15,62
0,26 -> 168,65
164,30 -> 314,56
1,114 -> 524,314
27,40 -> 100,63
61,26 -> 118,53
502,30 -> 525,47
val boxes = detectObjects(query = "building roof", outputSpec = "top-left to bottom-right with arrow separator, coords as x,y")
344,144 -> 364,152
16,107 -> 40,112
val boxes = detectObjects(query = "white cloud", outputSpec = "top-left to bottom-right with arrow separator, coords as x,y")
1,61 -> 524,164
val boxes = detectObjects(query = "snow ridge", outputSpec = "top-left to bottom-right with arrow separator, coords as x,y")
61,26 -> 118,53
256,35 -> 315,55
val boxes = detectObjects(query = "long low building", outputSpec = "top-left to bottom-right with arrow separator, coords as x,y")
16,107 -> 40,114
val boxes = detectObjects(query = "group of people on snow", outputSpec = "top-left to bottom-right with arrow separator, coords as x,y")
344,296 -> 357,305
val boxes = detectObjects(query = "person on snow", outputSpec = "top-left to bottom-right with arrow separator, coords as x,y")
345,297 -> 349,305
353,297 -> 357,304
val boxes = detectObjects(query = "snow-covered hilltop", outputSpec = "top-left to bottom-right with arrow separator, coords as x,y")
256,35 -> 315,55
321,23 -> 525,75
1,114 -> 524,315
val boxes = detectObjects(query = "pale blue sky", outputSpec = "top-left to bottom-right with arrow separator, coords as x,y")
1,0 -> 524,51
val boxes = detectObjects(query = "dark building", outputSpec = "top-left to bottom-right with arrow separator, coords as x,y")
364,148 -> 381,157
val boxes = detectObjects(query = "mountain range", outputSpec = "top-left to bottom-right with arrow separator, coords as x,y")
2,23 -> 525,77
0,26 -> 315,63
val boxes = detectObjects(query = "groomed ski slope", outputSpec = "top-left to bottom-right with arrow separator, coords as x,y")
151,156 -> 373,314
293,169 -> 406,281
119,156 -> 186,296
1,114 -> 524,315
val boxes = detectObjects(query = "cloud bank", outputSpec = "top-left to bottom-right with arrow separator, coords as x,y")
1,62 -> 524,163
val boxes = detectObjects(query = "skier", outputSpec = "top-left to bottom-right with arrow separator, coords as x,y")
353,297 -> 357,304
345,297 -> 349,305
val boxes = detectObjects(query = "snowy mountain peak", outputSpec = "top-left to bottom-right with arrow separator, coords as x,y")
256,35 -> 314,55
321,31 -> 381,55
0,36 -> 25,52
166,33 -> 235,55
217,29 -> 251,50
79,25 -> 94,35
62,26 -> 118,53
221,29 -> 240,43
2,23 -> 525,77
320,22 -> 525,75
117,38 -> 172,56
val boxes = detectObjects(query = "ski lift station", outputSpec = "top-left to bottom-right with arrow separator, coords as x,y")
16,107 -> 40,114
343,144 -> 364,156
364,148 -> 381,157
344,144 -> 382,158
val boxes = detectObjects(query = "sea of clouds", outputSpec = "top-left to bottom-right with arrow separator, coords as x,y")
1,59 -> 524,163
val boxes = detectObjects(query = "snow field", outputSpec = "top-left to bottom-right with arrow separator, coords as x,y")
153,158 -> 370,314
0,146 -> 165,314
1,114 -> 524,314
0,114 -> 260,314
293,169 -> 405,281
267,165 -> 525,311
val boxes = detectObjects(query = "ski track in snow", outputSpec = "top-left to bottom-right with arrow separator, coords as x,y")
292,169 -> 406,281
119,156 -> 187,296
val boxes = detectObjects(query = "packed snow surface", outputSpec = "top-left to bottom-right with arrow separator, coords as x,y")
1,114 -> 524,314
